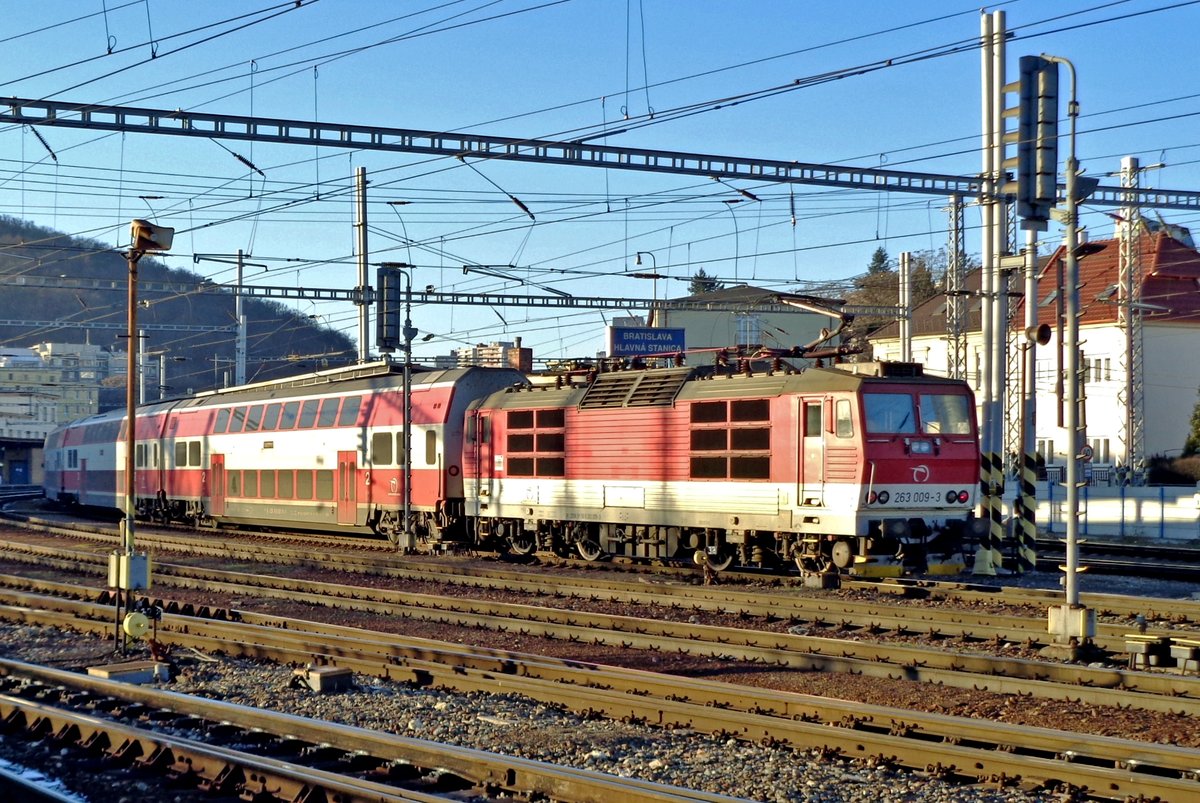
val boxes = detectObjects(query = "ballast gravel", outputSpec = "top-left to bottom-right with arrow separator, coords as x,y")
0,624 -> 1061,803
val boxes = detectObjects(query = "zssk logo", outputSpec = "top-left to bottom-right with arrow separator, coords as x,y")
911,465 -> 930,483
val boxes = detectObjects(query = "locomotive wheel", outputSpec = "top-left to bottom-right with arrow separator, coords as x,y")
508,531 -> 537,556
830,540 -> 854,569
576,538 -> 604,561
704,549 -> 735,572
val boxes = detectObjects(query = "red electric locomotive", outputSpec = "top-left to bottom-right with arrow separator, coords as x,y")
463,360 -> 980,572
44,359 -> 980,573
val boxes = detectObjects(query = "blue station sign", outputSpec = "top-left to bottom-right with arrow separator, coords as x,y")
608,326 -> 686,357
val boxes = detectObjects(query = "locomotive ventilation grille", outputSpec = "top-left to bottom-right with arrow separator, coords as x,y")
578,367 -> 693,409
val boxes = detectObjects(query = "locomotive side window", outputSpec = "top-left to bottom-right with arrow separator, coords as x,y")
864,393 -> 917,434
689,399 -> 771,480
537,408 -> 565,427
803,403 -> 822,437
691,401 -> 726,423
371,432 -> 393,465
508,432 -> 535,452
298,400 -> 320,428
318,398 -> 340,427
338,396 -> 361,426
835,400 -> 854,438
918,393 -> 972,435
214,409 -> 230,433
731,399 -> 769,422
262,404 -> 282,431
280,402 -> 299,429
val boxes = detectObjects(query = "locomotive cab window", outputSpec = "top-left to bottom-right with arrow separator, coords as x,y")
864,393 -> 917,434
918,393 -> 973,435
835,400 -> 854,438
803,402 -> 822,437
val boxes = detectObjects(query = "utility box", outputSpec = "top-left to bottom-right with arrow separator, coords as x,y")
109,551 -> 152,590
1048,604 -> 1095,639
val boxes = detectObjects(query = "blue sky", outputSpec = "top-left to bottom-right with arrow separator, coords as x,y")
2,0 -> 1199,372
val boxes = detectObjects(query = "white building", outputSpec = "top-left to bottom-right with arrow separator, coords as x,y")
870,223 -> 1200,479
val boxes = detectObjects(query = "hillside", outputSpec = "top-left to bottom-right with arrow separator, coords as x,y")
0,216 -> 356,394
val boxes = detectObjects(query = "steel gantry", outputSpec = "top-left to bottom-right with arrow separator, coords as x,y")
5,97 -> 1200,212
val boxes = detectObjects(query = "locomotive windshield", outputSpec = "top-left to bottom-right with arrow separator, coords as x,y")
863,393 -> 916,433
918,393 -> 973,435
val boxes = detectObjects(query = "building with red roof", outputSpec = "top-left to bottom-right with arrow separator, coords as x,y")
870,221 -> 1200,480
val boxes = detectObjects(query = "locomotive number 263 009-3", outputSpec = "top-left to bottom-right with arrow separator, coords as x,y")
890,490 -> 937,504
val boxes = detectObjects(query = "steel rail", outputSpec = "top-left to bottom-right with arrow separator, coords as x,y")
4,526 -> 1197,652
0,669 -> 733,803
4,535 -> 1195,672
3,570 -> 1200,721
2,611 -> 1198,800
10,511 -> 1200,625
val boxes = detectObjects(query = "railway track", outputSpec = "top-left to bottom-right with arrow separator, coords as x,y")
0,659 -> 730,803
2,544 -> 1200,715
9,509 -> 1200,629
2,591 -> 1198,800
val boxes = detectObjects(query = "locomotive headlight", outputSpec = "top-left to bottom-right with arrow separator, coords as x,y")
910,440 -> 933,454
946,490 -> 958,504
877,491 -> 890,504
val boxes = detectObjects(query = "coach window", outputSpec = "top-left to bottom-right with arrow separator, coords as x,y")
371,432 -> 393,465
298,399 -> 320,428
188,441 -> 201,466
338,396 -> 361,426
214,409 -> 230,433
297,470 -> 314,499
228,407 -> 246,433
261,470 -> 276,498
425,431 -> 437,466
227,470 -> 241,496
835,400 -> 854,438
244,405 -> 264,432
864,393 -> 917,434
396,433 -> 407,465
175,441 -> 188,466
280,401 -> 299,429
262,403 -> 282,431
278,470 -> 294,498
318,398 -> 340,427
135,444 -> 145,468
244,471 -> 258,497
315,469 -> 334,500
153,443 -> 160,468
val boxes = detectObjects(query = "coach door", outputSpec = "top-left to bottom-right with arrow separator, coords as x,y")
337,450 -> 357,525
210,454 -> 225,516
798,399 -> 824,506
469,412 -> 495,515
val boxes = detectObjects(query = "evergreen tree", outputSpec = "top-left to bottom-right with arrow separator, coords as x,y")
1183,389 -> 1200,456
688,268 -> 722,295
841,247 -> 945,360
